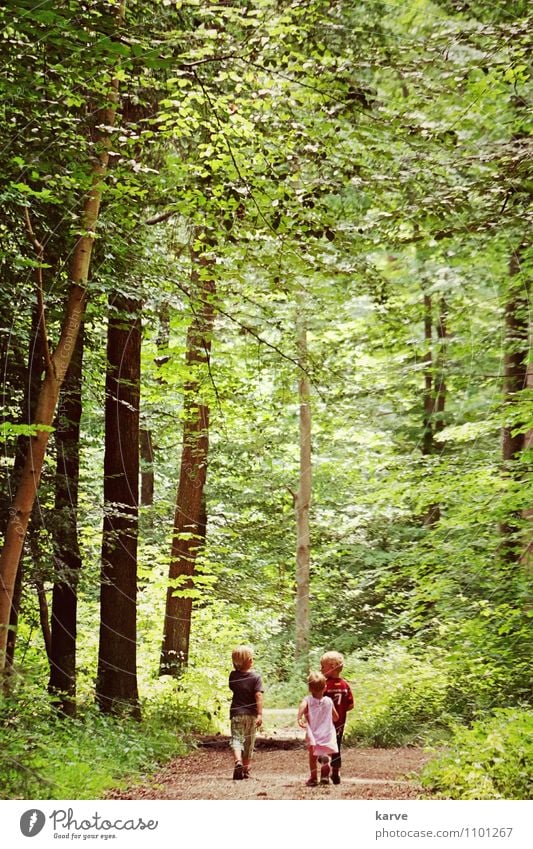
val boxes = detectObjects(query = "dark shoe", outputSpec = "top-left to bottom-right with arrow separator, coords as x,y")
306,776 -> 318,786
233,763 -> 244,780
331,771 -> 341,785
243,769 -> 251,779
320,777 -> 330,785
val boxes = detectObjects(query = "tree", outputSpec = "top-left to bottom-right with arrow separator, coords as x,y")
96,294 -> 141,716
160,244 -> 215,676
48,328 -> 84,715
294,301 -> 312,663
0,0 -> 127,669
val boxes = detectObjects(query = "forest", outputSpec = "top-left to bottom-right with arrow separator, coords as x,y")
0,0 -> 531,801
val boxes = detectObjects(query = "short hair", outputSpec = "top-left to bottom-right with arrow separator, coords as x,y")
232,645 -> 254,671
308,670 -> 326,697
320,650 -> 344,671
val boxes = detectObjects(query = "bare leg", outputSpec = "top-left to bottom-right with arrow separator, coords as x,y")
306,748 -> 318,784
232,746 -> 244,779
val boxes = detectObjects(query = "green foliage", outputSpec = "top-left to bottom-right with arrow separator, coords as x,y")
343,646 -> 453,747
0,0 -> 531,804
0,674 -> 213,800
421,710 -> 533,800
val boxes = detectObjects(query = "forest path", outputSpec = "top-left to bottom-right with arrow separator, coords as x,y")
110,709 -> 431,800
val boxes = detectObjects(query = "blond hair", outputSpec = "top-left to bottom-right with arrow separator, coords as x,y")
307,670 -> 327,697
232,645 -> 254,671
320,650 -> 344,672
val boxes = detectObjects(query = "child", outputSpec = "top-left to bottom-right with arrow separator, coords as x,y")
229,645 -> 263,780
320,650 -> 354,785
298,671 -> 339,786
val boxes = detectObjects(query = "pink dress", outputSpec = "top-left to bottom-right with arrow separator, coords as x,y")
305,695 -> 338,756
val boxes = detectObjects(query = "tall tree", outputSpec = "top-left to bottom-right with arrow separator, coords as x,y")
0,0 -> 127,668
96,294 -> 141,716
48,328 -> 84,715
160,246 -> 215,676
500,245 -> 530,563
294,301 -> 311,662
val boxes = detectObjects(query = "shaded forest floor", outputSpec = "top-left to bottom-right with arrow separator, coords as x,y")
109,709 -> 432,800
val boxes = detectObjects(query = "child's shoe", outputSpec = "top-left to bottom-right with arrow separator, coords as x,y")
331,771 -> 341,785
243,768 -> 251,779
233,763 -> 244,780
306,776 -> 318,786
319,759 -> 331,785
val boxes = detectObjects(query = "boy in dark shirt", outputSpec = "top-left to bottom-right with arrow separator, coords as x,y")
321,650 -> 354,785
229,645 -> 263,780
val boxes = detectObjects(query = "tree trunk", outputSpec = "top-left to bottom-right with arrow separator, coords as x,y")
3,299 -> 45,673
96,295 -> 141,716
35,579 -> 52,662
0,2 -> 126,668
160,253 -> 215,677
521,361 -> 533,568
140,429 -> 154,506
48,327 -> 84,715
434,297 -> 447,436
422,294 -> 434,457
421,294 -> 447,526
500,247 -> 529,563
502,251 -> 528,463
295,306 -> 311,663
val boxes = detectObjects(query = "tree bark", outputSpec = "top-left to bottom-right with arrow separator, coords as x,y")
421,294 -> 447,526
35,578 -> 52,663
0,1 -> 126,668
3,299 -> 45,673
295,306 -> 311,663
422,294 -> 434,457
140,429 -> 154,506
48,327 -> 84,715
96,295 -> 141,716
500,247 -> 529,563
160,253 -> 215,677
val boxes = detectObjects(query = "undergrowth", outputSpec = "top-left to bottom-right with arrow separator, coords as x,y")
0,674 -> 213,800
420,709 -> 533,799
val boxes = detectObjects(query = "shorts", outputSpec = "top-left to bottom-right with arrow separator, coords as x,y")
230,714 -> 257,761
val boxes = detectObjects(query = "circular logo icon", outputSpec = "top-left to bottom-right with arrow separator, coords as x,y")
20,810 -> 46,837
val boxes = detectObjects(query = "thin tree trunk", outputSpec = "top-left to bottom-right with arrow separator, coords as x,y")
160,253 -> 215,677
422,293 -> 447,527
5,558 -> 23,675
500,247 -> 529,563
434,297 -> 447,436
501,251 -> 528,463
35,579 -> 52,662
48,327 -> 84,715
96,295 -> 141,716
295,305 -> 311,663
3,300 -> 45,674
140,429 -> 154,506
0,2 -> 126,668
521,362 -> 533,568
422,294 -> 433,457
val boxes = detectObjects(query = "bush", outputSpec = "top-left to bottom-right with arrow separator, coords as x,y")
0,673 -> 214,800
421,709 -> 533,799
343,645 -> 453,747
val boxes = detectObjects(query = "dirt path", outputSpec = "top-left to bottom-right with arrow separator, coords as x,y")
110,710 -> 431,801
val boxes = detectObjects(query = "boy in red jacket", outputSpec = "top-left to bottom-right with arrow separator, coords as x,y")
320,651 -> 354,785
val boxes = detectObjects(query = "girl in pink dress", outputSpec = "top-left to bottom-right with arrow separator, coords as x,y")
297,671 -> 339,786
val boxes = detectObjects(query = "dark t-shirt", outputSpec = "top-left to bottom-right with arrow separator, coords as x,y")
229,669 -> 263,717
